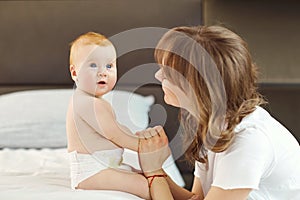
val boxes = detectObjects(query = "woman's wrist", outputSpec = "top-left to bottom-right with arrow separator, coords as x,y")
146,174 -> 168,188
143,169 -> 165,177
145,169 -> 173,200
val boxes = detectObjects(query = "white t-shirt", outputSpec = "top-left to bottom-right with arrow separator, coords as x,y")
194,106 -> 300,200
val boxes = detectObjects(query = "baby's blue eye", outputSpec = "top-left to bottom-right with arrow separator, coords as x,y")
106,64 -> 112,69
90,63 -> 97,68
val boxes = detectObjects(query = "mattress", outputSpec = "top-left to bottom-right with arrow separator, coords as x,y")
0,148 -> 184,200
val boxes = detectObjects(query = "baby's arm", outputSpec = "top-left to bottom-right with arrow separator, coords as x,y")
97,102 -> 139,150
73,92 -> 139,151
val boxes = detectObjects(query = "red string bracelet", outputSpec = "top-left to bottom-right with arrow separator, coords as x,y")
146,174 -> 168,188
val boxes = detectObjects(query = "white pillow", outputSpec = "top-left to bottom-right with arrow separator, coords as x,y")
0,89 -> 154,148
0,89 -> 185,187
103,90 -> 154,133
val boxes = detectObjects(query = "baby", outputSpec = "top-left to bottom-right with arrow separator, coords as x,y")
66,32 -> 150,199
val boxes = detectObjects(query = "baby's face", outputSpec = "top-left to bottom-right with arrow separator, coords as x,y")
74,44 -> 117,97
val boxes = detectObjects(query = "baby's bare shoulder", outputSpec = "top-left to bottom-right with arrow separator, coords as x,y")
94,97 -> 114,114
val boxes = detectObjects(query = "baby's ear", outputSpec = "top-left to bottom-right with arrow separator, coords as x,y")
70,65 -> 77,81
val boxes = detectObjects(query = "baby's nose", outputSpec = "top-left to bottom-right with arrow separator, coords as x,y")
97,71 -> 107,77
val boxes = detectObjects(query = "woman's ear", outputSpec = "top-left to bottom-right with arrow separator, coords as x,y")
70,65 -> 77,82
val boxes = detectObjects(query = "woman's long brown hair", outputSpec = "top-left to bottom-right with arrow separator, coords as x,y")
154,26 -> 266,166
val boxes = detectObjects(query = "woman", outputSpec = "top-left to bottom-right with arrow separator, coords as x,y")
137,26 -> 300,200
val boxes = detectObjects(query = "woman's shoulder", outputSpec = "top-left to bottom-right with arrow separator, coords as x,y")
218,107 -> 276,159
230,107 -> 271,145
225,105 -> 299,169
234,106 -> 269,132
233,106 -> 298,150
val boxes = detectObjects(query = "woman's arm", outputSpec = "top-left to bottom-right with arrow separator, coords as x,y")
144,169 -> 174,200
138,126 -> 174,199
191,177 -> 204,199
192,174 -> 251,200
138,126 -> 199,200
165,173 -> 202,200
205,187 -> 251,200
164,168 -> 251,200
137,126 -> 251,200
138,126 -> 200,200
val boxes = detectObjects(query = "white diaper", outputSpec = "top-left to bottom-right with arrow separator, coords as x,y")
69,148 -> 132,189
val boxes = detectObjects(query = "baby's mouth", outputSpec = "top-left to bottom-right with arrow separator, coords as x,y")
97,80 -> 107,85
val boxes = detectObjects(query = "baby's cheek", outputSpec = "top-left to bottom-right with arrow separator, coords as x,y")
109,77 -> 117,87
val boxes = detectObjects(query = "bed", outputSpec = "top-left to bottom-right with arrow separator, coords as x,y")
0,89 -> 185,199
0,148 -> 143,200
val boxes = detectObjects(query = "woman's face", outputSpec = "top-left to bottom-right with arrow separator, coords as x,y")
155,68 -> 180,107
155,67 -> 198,118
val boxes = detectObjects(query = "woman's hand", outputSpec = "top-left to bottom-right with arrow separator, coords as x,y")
137,126 -> 171,175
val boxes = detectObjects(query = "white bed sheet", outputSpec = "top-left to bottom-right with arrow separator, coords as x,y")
0,148 -> 184,200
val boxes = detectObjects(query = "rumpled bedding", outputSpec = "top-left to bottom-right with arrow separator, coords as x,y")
0,148 -> 184,200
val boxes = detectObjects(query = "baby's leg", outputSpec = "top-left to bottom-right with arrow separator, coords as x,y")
77,168 -> 150,199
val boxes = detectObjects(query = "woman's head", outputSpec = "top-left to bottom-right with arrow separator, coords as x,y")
154,25 -> 265,164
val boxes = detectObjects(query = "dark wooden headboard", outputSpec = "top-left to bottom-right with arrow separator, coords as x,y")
0,0 -> 201,88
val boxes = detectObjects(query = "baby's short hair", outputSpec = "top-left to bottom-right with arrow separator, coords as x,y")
69,32 -> 112,65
